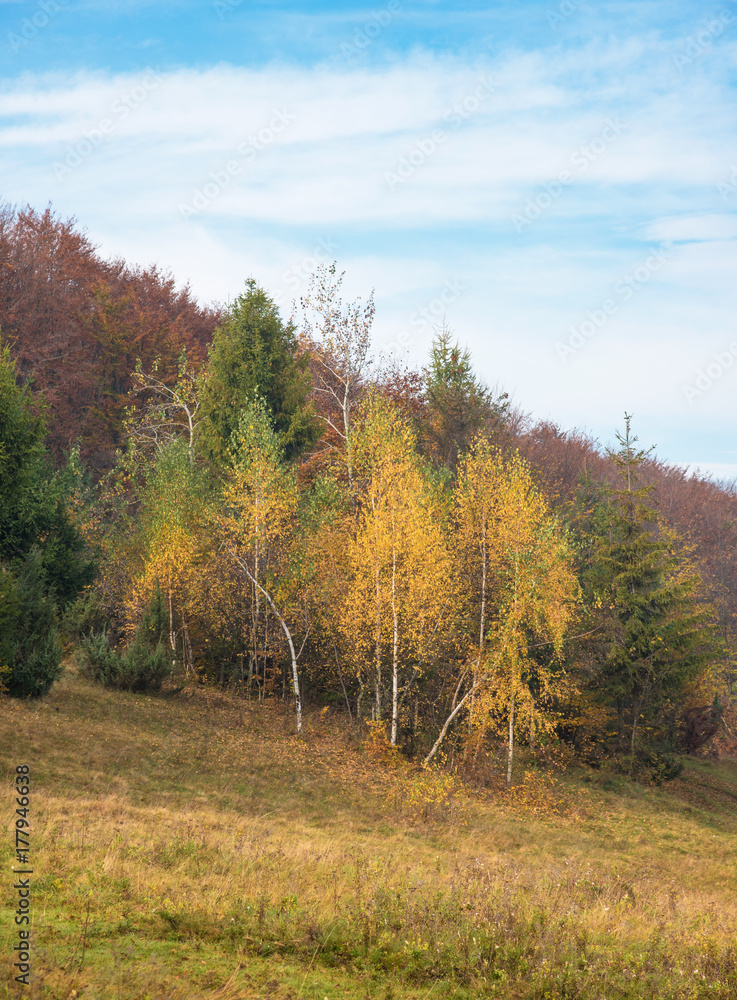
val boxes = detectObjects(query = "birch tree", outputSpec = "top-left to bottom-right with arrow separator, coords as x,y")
122,439 -> 211,674
299,264 -> 375,483
125,353 -> 202,462
340,394 -> 454,744
219,399 -> 304,731
426,441 -> 579,783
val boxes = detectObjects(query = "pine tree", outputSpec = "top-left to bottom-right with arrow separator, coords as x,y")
3,549 -> 62,698
0,344 -> 93,696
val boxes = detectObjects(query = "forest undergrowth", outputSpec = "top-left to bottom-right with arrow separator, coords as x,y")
1,666 -> 736,1000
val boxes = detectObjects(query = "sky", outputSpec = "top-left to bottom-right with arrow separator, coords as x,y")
1,0 -> 736,480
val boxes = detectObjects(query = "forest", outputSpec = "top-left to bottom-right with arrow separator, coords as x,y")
1,203 -> 735,785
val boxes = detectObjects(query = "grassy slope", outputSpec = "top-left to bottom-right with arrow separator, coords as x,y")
1,667 -> 736,999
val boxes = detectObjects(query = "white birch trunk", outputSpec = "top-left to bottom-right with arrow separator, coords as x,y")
479,519 -> 487,651
168,585 -> 177,668
390,537 -> 399,746
374,558 -> 382,721
228,549 -> 302,733
424,681 -> 480,764
506,694 -> 515,788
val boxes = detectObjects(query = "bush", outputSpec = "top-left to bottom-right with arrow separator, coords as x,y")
77,629 -> 119,684
78,584 -> 173,694
117,636 -> 171,693
78,629 -> 172,693
638,748 -> 684,785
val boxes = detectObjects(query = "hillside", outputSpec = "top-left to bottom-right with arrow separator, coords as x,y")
1,666 -> 736,999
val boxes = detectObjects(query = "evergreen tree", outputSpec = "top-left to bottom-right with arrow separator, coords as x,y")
597,416 -> 718,777
3,549 -> 62,698
0,344 -> 50,559
423,326 -> 507,471
0,345 -> 95,601
199,280 -> 319,465
0,344 -> 94,696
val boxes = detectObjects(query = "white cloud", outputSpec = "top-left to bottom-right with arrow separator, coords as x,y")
642,214 -> 737,243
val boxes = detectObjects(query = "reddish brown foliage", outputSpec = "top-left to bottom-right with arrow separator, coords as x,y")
0,204 -> 220,472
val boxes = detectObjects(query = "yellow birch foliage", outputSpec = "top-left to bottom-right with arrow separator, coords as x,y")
122,440 -> 216,661
340,393 -> 455,742
217,400 -> 304,727
455,438 -> 580,760
219,403 -> 298,585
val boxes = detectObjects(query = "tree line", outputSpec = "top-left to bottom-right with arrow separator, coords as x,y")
0,205 -> 734,782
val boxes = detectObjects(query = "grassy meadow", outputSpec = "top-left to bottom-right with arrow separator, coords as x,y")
1,666 -> 736,999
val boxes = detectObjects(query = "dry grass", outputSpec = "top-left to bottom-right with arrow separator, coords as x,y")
1,665 -> 736,998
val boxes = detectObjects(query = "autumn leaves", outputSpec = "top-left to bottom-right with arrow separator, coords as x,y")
301,391 -> 576,774
341,395 -> 453,748
113,375 -> 577,779
70,271 -> 719,779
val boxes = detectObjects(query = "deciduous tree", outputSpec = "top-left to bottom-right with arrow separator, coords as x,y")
426,441 -> 578,783
219,399 -> 304,730
341,393 -> 455,744
299,264 -> 374,484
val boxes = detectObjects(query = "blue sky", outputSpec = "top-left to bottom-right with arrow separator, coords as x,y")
2,0 -> 737,479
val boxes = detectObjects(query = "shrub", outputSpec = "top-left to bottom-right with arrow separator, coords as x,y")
78,584 -> 172,693
78,629 -> 171,693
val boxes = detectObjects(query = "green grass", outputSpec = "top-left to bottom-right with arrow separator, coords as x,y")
1,665 -> 736,998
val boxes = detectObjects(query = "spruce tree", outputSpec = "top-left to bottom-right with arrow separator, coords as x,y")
199,280 -> 319,465
4,549 -> 62,698
0,344 -> 94,696
597,415 -> 717,778
423,326 -> 507,471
